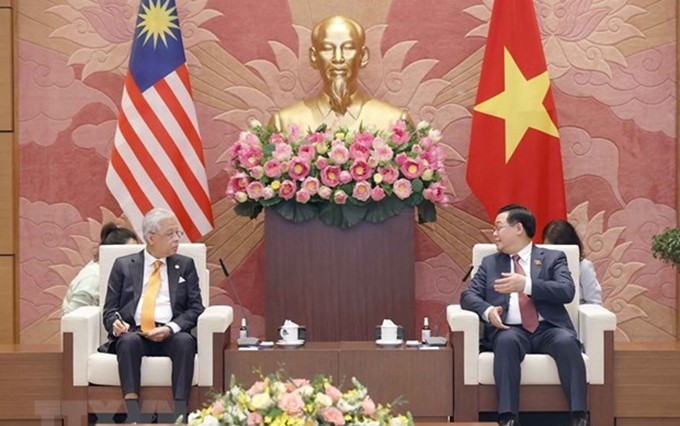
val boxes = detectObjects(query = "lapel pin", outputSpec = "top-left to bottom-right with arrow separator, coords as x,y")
534,259 -> 542,267
174,264 -> 180,269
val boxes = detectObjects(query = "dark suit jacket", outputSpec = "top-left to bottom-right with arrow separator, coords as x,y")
100,250 -> 205,353
460,245 -> 576,349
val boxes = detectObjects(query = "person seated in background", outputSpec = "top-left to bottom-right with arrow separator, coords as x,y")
542,219 -> 603,305
461,204 -> 588,426
100,208 -> 204,424
62,223 -> 138,315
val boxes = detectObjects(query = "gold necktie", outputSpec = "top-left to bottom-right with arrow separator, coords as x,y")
141,260 -> 162,333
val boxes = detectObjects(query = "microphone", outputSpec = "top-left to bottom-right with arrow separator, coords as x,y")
426,264 -> 474,346
218,259 -> 260,346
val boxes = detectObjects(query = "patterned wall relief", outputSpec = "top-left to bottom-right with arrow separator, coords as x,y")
17,0 -> 677,343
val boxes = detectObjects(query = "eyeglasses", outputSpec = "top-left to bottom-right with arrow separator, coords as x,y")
152,230 -> 185,239
492,223 -> 512,233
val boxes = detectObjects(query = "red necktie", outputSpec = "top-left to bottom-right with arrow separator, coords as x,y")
512,255 -> 539,333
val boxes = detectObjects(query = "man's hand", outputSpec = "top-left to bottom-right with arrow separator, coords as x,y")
494,272 -> 526,294
112,319 -> 130,337
488,306 -> 509,330
144,326 -> 172,342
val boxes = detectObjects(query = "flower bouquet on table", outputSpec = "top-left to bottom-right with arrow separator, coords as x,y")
225,119 -> 448,228
184,372 -> 414,426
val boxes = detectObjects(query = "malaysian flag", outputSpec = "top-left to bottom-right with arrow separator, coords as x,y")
106,0 -> 213,241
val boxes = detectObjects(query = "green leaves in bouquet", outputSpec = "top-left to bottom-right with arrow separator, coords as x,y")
364,196 -> 405,223
318,202 -> 366,228
234,200 -> 263,220
272,200 -> 319,223
417,200 -> 437,224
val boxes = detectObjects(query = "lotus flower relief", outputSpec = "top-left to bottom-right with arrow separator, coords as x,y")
47,0 -> 222,79
464,0 -> 645,79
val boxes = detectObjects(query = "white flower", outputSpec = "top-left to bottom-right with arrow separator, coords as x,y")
270,381 -> 286,397
314,393 -> 333,408
249,119 -> 262,129
337,399 -> 358,413
416,120 -> 429,131
251,393 -> 274,410
389,416 -> 409,426
299,384 -> 314,398
202,415 -> 220,426
427,129 -> 442,142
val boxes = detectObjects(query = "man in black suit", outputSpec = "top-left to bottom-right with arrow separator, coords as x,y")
101,208 -> 204,423
460,204 -> 587,426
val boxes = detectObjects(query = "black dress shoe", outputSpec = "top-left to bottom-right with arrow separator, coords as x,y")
498,419 -> 520,426
570,418 -> 588,426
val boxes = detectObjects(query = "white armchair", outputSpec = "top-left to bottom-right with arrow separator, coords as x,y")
448,244 -> 616,425
61,243 -> 233,426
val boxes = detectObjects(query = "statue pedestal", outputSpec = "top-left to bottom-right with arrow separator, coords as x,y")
264,209 -> 415,341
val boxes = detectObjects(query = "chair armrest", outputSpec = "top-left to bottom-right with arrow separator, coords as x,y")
197,305 -> 233,387
578,304 -> 616,385
447,304 -> 480,385
61,306 -> 101,386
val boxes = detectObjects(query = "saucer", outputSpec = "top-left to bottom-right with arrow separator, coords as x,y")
276,339 -> 305,348
375,339 -> 403,347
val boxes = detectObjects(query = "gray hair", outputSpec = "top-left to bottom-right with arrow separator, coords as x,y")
142,208 -> 176,242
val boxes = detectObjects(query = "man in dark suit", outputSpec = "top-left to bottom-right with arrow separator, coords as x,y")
461,204 -> 587,426
101,208 -> 204,424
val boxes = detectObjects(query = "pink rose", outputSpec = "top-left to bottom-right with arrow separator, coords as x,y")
278,391 -> 305,417
247,380 -> 266,396
285,378 -> 310,392
352,181 -> 372,202
320,166 -> 341,188
249,166 -> 264,180
393,178 -> 413,200
354,132 -> 374,147
316,157 -> 329,170
391,120 -> 410,145
247,411 -> 263,426
287,123 -> 300,140
324,383 -> 343,402
295,189 -> 311,204
320,407 -> 345,425
298,144 -> 316,161
318,186 -> 332,200
269,133 -> 285,145
246,182 -> 265,200
288,157 -> 311,181
302,177 -> 320,195
349,159 -> 372,181
411,144 -> 423,155
262,187 -> 275,200
211,399 -> 225,417
273,143 -> 293,161
264,159 -> 282,178
423,182 -> 446,203
329,144 -> 350,165
379,166 -> 398,184
371,186 -> 386,201
361,396 -> 376,417
333,190 -> 348,205
400,158 -> 423,179
278,180 -> 297,200
238,146 -> 263,169
339,170 -> 352,184
306,132 -> 325,144
395,152 -> 409,167
228,173 -> 249,193
419,136 -> 433,149
371,143 -> 394,163
349,142 -> 370,160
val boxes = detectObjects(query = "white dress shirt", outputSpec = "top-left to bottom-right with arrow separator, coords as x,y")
134,250 -> 180,333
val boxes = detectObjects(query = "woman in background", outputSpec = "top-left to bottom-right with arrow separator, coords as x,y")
62,223 -> 139,315
542,219 -> 603,305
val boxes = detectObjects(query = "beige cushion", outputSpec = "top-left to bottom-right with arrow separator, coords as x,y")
87,353 -> 199,386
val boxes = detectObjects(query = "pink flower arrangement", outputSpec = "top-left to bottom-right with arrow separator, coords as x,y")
187,373 -> 414,426
225,120 -> 449,227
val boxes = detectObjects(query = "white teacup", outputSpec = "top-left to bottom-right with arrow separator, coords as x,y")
381,325 -> 398,342
279,325 -> 299,342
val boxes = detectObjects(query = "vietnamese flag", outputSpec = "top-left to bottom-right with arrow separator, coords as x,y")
466,0 -> 566,239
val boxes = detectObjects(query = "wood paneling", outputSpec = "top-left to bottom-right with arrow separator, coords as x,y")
0,8 -> 11,131
265,210 -> 415,341
615,342 -> 680,418
0,345 -> 62,421
0,133 -> 12,254
0,1 -> 10,8
0,257 -> 13,343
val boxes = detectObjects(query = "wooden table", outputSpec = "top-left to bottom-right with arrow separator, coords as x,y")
224,341 -> 453,418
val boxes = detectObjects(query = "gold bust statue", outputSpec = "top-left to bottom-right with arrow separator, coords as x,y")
270,16 -> 409,133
